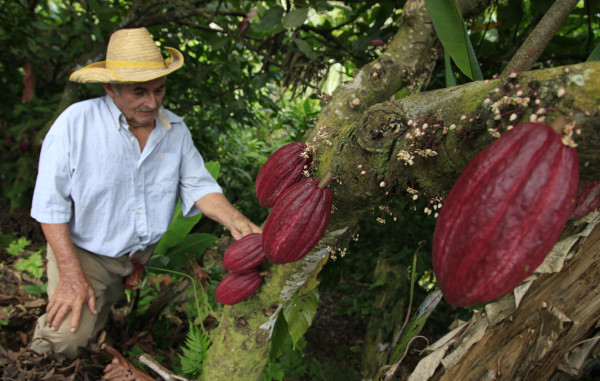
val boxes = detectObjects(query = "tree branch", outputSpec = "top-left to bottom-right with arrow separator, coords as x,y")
501,0 -> 581,76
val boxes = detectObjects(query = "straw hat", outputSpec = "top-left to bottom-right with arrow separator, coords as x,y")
69,27 -> 184,83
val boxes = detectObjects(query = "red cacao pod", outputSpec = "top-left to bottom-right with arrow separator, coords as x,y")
255,142 -> 312,208
215,270 -> 263,305
263,176 -> 333,264
223,233 -> 266,272
433,122 -> 579,307
570,180 -> 600,220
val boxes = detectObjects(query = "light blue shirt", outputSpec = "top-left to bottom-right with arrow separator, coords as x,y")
31,95 -> 223,257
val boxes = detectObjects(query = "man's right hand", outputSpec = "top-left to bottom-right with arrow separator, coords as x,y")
46,268 -> 97,332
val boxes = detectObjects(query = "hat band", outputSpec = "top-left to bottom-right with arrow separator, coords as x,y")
106,59 -> 167,69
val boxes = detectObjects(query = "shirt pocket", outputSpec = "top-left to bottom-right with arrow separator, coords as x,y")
147,152 -> 181,195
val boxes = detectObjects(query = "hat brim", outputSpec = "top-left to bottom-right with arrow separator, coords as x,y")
69,47 -> 184,84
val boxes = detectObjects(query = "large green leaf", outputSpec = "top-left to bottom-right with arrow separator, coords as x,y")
425,0 -> 483,81
162,233 -> 219,270
283,288 -> 319,347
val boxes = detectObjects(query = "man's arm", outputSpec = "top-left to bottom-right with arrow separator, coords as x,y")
194,193 -> 261,240
41,223 -> 97,332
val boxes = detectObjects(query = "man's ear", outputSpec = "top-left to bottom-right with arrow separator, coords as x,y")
102,83 -> 116,99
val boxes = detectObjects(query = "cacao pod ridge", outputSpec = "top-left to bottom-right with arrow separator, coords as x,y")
263,177 -> 333,264
223,233 -> 266,273
215,270 -> 263,305
256,142 -> 312,208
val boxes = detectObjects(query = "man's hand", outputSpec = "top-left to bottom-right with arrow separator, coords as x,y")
195,193 -> 262,240
229,213 -> 262,240
46,267 -> 97,332
40,222 -> 97,333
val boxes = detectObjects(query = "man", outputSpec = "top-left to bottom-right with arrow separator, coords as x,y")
30,27 -> 261,358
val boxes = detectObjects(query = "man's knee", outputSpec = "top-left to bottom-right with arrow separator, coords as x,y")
30,310 -> 98,359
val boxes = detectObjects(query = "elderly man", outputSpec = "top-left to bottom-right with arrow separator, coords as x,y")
30,27 -> 261,358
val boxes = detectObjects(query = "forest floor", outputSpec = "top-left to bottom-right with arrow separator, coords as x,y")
0,211 -> 377,380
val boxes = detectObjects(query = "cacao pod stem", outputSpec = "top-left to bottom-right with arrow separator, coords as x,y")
318,171 -> 335,189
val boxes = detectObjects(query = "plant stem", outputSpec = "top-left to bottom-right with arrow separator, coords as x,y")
318,171 -> 335,188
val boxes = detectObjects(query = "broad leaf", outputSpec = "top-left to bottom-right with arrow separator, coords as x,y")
283,288 -> 319,347
283,8 -> 308,29
162,233 -> 218,270
426,0 -> 483,81
268,311 -> 289,361
292,37 -> 317,61
255,6 -> 285,34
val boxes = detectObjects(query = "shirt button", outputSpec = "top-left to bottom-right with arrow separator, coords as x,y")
130,136 -> 135,141
137,208 -> 143,214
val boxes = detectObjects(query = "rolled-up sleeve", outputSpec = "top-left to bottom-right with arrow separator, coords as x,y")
178,129 -> 222,217
31,131 -> 73,223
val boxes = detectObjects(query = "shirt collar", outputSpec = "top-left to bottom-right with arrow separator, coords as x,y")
103,95 -> 175,131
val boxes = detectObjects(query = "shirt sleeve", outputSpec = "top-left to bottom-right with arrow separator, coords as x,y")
178,128 -> 223,218
31,119 -> 73,224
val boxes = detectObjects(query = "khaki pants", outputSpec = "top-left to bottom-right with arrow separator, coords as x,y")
30,244 -> 155,358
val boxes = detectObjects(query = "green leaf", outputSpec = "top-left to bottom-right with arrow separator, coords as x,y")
425,0 -> 483,80
586,41 -> 600,62
283,287 -> 319,347
445,50 -> 457,87
22,283 -> 47,295
14,250 -> 44,279
292,37 -> 317,61
163,233 -> 218,270
268,312 -> 289,361
255,6 -> 285,33
204,161 -> 221,179
6,237 -> 30,256
283,8 -> 309,29
389,290 -> 442,363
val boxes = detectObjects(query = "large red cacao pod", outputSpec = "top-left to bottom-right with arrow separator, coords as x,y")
433,122 -> 579,307
262,177 -> 333,264
223,233 -> 266,272
255,142 -> 313,208
215,270 -> 263,305
570,180 -> 600,220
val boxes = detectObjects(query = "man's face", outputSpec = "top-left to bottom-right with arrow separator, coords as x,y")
103,77 -> 166,128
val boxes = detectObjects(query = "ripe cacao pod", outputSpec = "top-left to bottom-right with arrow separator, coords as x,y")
570,180 -> 600,220
263,176 -> 333,264
433,122 -> 579,307
215,270 -> 263,305
255,142 -> 312,208
223,233 -> 266,273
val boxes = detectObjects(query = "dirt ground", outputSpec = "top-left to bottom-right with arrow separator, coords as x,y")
0,211 -> 367,380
